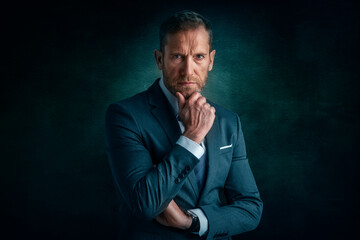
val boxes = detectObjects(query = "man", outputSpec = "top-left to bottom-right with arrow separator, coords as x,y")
106,10 -> 263,240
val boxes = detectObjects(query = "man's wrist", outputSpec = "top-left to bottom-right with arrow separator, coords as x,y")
188,208 -> 209,236
183,130 -> 204,145
185,210 -> 200,233
176,135 -> 205,159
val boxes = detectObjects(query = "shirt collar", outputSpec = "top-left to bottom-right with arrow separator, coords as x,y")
159,77 -> 179,115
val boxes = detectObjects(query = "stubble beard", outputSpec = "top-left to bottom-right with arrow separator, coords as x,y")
162,69 -> 207,99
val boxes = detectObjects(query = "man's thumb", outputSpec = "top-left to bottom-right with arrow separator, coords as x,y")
176,92 -> 185,112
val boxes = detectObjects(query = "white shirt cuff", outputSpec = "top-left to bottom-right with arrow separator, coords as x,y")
188,208 -> 208,236
176,136 -> 205,159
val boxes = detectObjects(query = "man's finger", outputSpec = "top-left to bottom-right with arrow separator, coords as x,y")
195,96 -> 207,108
176,92 -> 186,112
187,91 -> 201,105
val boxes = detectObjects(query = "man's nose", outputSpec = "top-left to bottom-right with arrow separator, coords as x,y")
181,56 -> 194,77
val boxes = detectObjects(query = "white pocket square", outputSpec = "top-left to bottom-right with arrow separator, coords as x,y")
220,144 -> 232,150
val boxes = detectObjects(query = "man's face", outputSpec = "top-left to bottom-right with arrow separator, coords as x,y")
155,26 -> 216,99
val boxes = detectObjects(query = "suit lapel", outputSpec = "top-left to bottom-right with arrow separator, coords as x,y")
148,79 -> 181,146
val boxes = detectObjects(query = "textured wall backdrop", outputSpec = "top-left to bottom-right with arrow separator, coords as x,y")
2,0 -> 359,239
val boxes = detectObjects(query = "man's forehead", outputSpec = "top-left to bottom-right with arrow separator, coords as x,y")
164,27 -> 210,52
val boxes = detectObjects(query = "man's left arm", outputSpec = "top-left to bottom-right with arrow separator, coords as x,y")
199,114 -> 263,239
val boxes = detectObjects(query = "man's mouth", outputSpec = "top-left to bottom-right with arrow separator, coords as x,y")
178,82 -> 196,86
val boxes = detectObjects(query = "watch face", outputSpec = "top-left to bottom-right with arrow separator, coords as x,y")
186,210 -> 196,218
193,216 -> 200,232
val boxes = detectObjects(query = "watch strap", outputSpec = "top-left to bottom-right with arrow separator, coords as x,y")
186,210 -> 200,233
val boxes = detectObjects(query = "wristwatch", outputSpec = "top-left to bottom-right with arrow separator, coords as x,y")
185,210 -> 200,233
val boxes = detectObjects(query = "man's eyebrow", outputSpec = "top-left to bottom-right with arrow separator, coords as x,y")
170,52 -> 184,55
169,52 -> 209,55
195,52 -> 208,55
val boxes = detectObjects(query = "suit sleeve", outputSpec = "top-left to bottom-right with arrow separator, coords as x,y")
105,103 -> 200,220
200,115 -> 263,239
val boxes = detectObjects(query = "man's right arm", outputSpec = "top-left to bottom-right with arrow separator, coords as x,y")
154,92 -> 216,233
105,102 -> 200,220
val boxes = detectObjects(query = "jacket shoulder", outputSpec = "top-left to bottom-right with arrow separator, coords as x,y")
106,87 -> 153,119
112,88 -> 148,107
106,79 -> 161,115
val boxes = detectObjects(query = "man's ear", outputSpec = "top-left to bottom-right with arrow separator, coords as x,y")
154,49 -> 164,70
208,49 -> 216,71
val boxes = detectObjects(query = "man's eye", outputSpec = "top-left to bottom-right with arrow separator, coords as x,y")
196,55 -> 204,59
174,55 -> 182,59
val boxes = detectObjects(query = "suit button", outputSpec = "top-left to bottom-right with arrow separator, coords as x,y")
175,178 -> 181,184
185,165 -> 190,171
179,173 -> 185,179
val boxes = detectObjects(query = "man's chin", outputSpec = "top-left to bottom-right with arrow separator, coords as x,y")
179,88 -> 199,99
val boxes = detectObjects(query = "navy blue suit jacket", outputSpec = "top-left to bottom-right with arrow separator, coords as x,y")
105,79 -> 263,239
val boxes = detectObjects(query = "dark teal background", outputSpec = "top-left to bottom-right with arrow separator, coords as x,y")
2,0 -> 359,239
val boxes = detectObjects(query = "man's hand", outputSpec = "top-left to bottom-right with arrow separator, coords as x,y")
176,91 -> 216,144
154,200 -> 192,230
